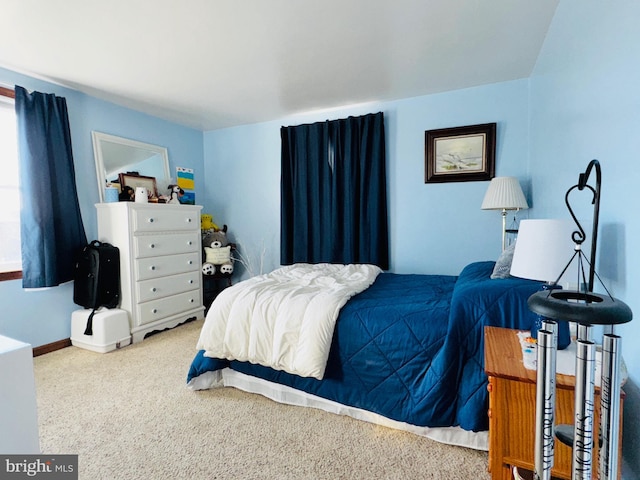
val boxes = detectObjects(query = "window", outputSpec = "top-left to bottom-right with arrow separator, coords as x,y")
0,86 -> 21,280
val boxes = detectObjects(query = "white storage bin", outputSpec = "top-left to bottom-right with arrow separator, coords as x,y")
71,308 -> 131,353
0,335 -> 40,453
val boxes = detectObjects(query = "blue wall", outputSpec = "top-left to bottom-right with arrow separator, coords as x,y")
1,0 -> 639,475
0,66 -> 204,347
203,79 -> 531,278
528,1 -> 640,476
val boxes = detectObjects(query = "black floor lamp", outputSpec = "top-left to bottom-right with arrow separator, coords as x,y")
526,160 -> 633,480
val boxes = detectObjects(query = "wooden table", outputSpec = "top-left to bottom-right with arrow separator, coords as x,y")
484,326 -> 623,480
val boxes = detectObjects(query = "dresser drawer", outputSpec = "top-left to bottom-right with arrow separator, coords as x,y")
137,289 -> 201,325
134,232 -> 200,259
135,252 -> 201,280
132,208 -> 200,233
137,271 -> 201,303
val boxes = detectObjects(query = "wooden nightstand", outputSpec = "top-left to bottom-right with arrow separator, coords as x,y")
484,326 -> 624,480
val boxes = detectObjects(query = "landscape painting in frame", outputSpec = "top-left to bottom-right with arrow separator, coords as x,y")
425,123 -> 496,183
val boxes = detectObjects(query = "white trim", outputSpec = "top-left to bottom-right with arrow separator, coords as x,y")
188,368 -> 489,451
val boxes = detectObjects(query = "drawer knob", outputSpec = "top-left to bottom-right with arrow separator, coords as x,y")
152,308 -> 158,314
187,218 -> 192,223
188,240 -> 193,245
189,280 -> 194,284
189,298 -> 194,303
151,287 -> 157,292
150,243 -> 156,249
148,218 -> 154,223
150,266 -> 156,271
188,260 -> 193,265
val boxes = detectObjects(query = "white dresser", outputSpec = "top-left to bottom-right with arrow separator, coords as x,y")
96,202 -> 204,343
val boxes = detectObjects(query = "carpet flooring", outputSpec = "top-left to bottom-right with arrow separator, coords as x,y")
33,319 -> 492,479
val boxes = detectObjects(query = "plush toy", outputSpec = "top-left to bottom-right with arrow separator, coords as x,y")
201,263 -> 215,275
200,213 -> 220,232
119,185 -> 135,201
201,225 -> 234,276
167,184 -> 184,204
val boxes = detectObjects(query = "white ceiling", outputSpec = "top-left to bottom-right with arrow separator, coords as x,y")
0,0 -> 559,131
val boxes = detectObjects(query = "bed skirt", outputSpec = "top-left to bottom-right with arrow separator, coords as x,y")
187,367 -> 488,452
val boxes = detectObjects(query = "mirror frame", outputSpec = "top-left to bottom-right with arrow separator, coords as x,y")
92,131 -> 171,202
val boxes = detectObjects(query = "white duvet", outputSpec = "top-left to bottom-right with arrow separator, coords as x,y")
196,263 -> 381,380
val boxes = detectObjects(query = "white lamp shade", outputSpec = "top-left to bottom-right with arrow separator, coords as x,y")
510,219 -> 580,284
481,177 -> 529,210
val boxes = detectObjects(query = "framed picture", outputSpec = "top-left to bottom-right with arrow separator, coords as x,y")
424,123 -> 496,183
118,173 -> 158,199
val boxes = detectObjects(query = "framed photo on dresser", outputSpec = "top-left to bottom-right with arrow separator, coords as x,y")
118,173 -> 158,199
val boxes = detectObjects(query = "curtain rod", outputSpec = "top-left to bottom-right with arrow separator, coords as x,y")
0,84 -> 15,102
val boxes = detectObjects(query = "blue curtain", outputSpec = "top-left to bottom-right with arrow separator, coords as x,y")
281,112 -> 389,269
15,86 -> 87,288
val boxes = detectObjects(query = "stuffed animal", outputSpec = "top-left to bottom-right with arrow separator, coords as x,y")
200,213 -> 220,232
201,263 -> 215,275
201,225 -> 234,276
119,185 -> 135,201
167,184 -> 184,204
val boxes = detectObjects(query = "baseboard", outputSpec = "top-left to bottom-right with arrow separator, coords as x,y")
33,338 -> 72,357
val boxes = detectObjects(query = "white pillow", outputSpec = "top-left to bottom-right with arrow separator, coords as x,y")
491,242 -> 516,279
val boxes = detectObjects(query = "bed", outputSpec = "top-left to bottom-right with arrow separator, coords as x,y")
187,261 -> 541,449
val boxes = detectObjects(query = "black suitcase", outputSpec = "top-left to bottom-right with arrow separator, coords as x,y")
73,240 -> 121,335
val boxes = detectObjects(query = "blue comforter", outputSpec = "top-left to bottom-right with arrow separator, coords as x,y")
188,261 -> 541,431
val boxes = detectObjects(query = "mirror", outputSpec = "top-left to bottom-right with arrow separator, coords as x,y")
92,131 -> 171,202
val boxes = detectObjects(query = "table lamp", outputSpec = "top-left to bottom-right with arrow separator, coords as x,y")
510,219 -> 577,286
481,176 -> 528,251
510,219 -> 574,349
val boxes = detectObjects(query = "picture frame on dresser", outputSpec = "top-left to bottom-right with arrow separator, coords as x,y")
118,173 -> 158,199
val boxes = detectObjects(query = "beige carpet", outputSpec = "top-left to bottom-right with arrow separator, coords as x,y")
33,319 -> 492,480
